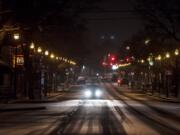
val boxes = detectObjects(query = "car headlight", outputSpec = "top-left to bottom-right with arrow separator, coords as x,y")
95,89 -> 102,97
85,90 -> 92,98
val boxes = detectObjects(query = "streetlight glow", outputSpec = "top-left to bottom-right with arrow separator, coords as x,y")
82,65 -> 86,70
37,47 -> 42,53
126,46 -> 130,50
141,59 -> 145,63
64,59 -> 67,62
149,61 -> 154,66
175,49 -> 179,56
50,53 -> 55,59
45,50 -> 49,56
13,33 -> 20,40
112,65 -> 118,70
157,55 -> 162,61
145,39 -> 150,45
30,42 -> 35,49
147,57 -> 151,62
165,52 -> 170,58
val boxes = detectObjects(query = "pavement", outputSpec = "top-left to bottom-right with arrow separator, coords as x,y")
112,83 -> 180,103
1,82 -> 180,135
0,85 -> 82,112
0,92 -> 64,112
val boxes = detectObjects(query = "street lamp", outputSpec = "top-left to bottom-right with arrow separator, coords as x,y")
64,58 -> 67,62
141,59 -> 145,64
165,52 -> 170,58
110,35 -> 115,40
30,42 -> 35,49
50,53 -> 55,59
13,33 -> 20,98
13,33 -> 20,40
145,39 -> 150,45
126,46 -> 130,50
45,50 -> 49,56
59,57 -> 62,60
149,61 -> 154,66
157,55 -> 162,61
37,47 -> 42,53
112,64 -> 118,70
82,65 -> 86,70
147,57 -> 151,62
175,49 -> 179,56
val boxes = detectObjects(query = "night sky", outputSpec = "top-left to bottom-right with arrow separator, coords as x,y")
81,0 -> 142,67
1,0 -> 142,69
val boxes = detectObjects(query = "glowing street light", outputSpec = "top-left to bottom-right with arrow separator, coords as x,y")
45,50 -> 49,56
112,65 -> 118,70
149,61 -> 154,66
157,55 -> 162,61
64,58 -> 67,62
175,49 -> 179,56
147,57 -> 151,62
30,42 -> 35,49
145,39 -> 150,45
165,52 -> 170,58
59,57 -> 63,60
13,33 -> 20,40
56,57 -> 59,60
110,35 -> 115,40
50,53 -> 55,59
37,47 -> 42,53
82,65 -> 86,70
126,46 -> 130,50
141,59 -> 145,63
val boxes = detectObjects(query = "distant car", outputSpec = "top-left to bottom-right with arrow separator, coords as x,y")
77,79 -> 86,84
83,85 -> 103,99
117,78 -> 129,85
77,76 -> 86,84
85,77 -> 99,84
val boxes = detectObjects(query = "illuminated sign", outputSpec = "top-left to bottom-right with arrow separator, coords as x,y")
118,63 -> 131,68
13,55 -> 24,67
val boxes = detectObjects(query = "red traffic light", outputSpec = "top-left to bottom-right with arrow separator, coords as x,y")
111,56 -> 115,61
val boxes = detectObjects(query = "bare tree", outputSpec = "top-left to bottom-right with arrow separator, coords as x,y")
133,0 -> 180,42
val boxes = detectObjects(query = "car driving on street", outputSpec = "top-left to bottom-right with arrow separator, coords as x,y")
83,85 -> 103,99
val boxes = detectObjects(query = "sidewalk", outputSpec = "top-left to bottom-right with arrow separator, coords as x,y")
113,83 -> 180,103
11,92 -> 64,103
0,104 -> 46,112
0,92 -> 64,112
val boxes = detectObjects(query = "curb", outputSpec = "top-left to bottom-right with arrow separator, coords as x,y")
0,93 -> 64,104
0,106 -> 46,112
13,100 -> 58,104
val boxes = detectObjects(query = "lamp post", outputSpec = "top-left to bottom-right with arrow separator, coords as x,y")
37,47 -> 44,99
45,50 -> 49,56
30,42 -> 35,50
145,39 -> 151,45
13,33 -> 20,98
174,49 -> 179,97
